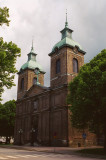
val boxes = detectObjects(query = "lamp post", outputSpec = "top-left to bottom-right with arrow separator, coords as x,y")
34,67 -> 40,85
30,128 -> 35,146
18,129 -> 23,146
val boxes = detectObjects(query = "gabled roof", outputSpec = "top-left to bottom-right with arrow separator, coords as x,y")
23,84 -> 49,98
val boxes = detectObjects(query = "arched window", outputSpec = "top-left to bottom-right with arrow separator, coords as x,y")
56,59 -> 61,74
20,78 -> 24,90
33,77 -> 37,85
73,58 -> 78,73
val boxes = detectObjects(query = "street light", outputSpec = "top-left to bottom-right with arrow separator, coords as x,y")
18,129 -> 23,146
30,128 -> 35,146
34,67 -> 40,85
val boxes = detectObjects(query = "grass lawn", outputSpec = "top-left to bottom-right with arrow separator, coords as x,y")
0,143 -> 13,146
77,148 -> 106,156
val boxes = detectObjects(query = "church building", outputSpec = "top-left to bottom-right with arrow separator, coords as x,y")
14,15 -> 96,147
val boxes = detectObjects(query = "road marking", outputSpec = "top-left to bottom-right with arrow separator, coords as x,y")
15,155 -> 38,158
15,155 -> 30,158
25,154 -> 64,158
21,155 -> 38,158
16,154 -> 44,158
0,153 -> 71,160
34,154 -> 63,157
6,156 -> 18,159
0,157 -> 8,160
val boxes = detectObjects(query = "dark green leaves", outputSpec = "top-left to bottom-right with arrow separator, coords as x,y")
0,7 -> 21,101
0,7 -> 10,26
0,100 -> 16,137
68,49 -> 106,133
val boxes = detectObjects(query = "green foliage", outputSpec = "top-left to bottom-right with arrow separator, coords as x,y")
77,148 -> 106,156
0,100 -> 16,137
0,7 -> 21,101
0,7 -> 10,26
67,49 -> 106,148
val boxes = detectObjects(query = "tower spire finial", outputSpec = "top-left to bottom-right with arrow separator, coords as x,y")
31,36 -> 34,52
32,39 -> 33,49
65,9 -> 68,28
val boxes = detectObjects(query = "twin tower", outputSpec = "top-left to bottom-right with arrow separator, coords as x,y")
17,18 -> 85,99
15,16 -> 89,147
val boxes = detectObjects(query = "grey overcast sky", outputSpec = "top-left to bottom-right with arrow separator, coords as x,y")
0,0 -> 106,103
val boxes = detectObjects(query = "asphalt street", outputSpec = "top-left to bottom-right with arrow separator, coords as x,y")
0,148 -> 104,160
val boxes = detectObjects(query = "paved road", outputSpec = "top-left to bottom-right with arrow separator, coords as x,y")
0,148 -> 104,160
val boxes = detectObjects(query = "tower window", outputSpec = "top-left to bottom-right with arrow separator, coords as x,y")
56,59 -> 61,74
33,77 -> 37,85
20,78 -> 24,90
73,58 -> 78,73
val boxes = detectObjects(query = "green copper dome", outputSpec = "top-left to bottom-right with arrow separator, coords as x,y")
52,36 -> 82,52
52,26 -> 83,52
49,12 -> 85,55
19,45 -> 45,73
20,59 -> 44,72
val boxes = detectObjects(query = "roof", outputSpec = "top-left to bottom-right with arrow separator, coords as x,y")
20,59 -> 44,73
23,84 -> 49,98
49,17 -> 86,55
52,36 -> 82,52
19,45 -> 45,73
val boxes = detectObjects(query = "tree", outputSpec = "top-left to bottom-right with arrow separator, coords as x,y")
0,7 -> 10,26
0,7 -> 21,101
67,49 -> 106,151
0,100 -> 16,140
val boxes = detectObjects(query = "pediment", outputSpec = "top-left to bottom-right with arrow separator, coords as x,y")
24,84 -> 48,98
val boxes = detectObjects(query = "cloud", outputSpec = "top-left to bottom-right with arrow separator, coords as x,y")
1,0 -> 106,103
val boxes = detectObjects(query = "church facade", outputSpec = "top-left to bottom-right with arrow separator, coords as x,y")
14,17 -> 96,147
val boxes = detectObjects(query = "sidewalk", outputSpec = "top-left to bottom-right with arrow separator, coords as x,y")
0,145 -> 106,159
0,144 -> 102,155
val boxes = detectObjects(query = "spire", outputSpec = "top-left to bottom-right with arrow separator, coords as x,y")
65,9 -> 68,28
28,38 -> 37,61
31,38 -> 34,53
60,10 -> 73,40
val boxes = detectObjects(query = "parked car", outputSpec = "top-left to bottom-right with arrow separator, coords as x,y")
0,137 -> 6,144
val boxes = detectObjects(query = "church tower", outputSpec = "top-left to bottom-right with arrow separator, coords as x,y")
49,12 -> 86,88
17,44 -> 45,99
